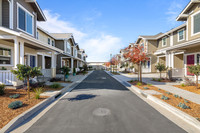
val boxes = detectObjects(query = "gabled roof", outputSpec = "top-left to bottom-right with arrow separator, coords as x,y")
136,33 -> 163,43
50,33 -> 73,39
25,0 -> 46,21
37,26 -> 55,39
176,0 -> 200,21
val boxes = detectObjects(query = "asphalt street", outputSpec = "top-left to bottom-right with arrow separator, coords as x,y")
26,70 -> 186,133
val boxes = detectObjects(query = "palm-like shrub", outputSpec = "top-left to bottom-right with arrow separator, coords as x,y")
155,63 -> 168,79
34,88 -> 43,99
0,84 -> 5,95
60,66 -> 70,81
11,64 -> 42,99
187,65 -> 200,89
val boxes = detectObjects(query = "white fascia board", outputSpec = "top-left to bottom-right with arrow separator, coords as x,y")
0,26 -> 20,36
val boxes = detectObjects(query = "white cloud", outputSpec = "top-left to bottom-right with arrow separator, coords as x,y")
82,34 -> 122,62
166,0 -> 185,25
38,10 -> 86,42
38,10 -> 121,62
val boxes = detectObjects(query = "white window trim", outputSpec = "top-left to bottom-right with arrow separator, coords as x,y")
66,42 -> 71,54
17,2 -> 34,36
162,37 -> 167,47
0,44 -> 13,66
191,10 -> 200,37
177,28 -> 185,42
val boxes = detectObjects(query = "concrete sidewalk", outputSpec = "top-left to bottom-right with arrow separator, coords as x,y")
114,73 -> 200,105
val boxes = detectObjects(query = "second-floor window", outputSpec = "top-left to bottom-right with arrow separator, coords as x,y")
67,43 -> 71,53
18,4 -> 33,35
193,12 -> 200,35
48,38 -> 51,45
162,37 -> 167,47
52,40 -> 55,46
178,29 -> 184,41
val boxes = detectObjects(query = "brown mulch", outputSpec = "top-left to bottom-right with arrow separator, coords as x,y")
152,79 -> 175,83
0,89 -> 48,129
128,81 -> 146,85
133,84 -> 200,120
174,85 -> 200,95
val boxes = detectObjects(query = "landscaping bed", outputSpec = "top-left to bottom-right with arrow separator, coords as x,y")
152,78 -> 175,83
42,85 -> 64,91
111,72 -> 120,75
129,81 -> 200,121
0,89 -> 48,129
174,85 -> 200,95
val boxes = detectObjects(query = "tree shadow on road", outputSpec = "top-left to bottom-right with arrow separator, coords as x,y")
61,94 -> 98,102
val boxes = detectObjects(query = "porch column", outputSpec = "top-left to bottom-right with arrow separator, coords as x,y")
71,58 -> 74,73
51,52 -> 56,78
19,41 -> 24,65
14,39 -> 19,68
171,52 -> 174,68
42,54 -> 45,69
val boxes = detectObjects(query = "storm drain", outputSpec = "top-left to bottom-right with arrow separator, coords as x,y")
93,108 -> 111,116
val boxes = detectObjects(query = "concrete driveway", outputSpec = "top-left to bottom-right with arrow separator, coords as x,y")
25,70 -> 185,133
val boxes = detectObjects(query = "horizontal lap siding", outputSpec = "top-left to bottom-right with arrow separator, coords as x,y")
2,0 -> 9,28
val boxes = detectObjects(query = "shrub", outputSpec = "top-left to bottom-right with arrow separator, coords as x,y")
174,94 -> 181,99
130,80 -> 134,82
178,102 -> 190,109
155,63 -> 168,79
181,83 -> 186,87
184,99 -> 189,103
1,67 -> 7,70
137,82 -> 142,86
50,83 -> 61,89
0,84 -> 5,95
34,88 -> 43,99
8,101 -> 23,109
165,92 -> 172,95
9,94 -> 20,99
158,89 -> 161,90
184,77 -> 195,86
196,118 -> 200,121
152,78 -> 156,81
143,87 -> 149,90
161,95 -> 169,100
157,79 -> 161,82
147,83 -> 152,86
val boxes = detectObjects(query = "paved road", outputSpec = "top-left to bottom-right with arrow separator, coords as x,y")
26,70 -> 185,133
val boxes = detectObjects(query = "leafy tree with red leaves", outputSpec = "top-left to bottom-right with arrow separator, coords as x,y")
110,55 -> 120,72
124,45 -> 149,82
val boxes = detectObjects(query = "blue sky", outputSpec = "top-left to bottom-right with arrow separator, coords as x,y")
37,0 -> 190,62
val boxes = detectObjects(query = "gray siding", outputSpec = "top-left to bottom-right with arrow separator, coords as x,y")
13,0 -> 37,38
55,40 -> 64,50
2,0 -> 9,28
173,28 -> 186,45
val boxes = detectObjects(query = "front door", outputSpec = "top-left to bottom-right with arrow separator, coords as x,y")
187,55 -> 194,76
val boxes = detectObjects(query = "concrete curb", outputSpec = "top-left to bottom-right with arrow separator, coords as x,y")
0,71 -> 93,133
105,71 -> 200,131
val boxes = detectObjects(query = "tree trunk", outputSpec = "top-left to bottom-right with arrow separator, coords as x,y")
140,63 -> 142,82
137,64 -> 139,81
196,75 -> 198,89
160,72 -> 161,79
27,77 -> 30,99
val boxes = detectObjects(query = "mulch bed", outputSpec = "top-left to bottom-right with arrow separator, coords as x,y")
111,72 -> 120,75
152,78 -> 175,83
174,85 -> 200,95
41,86 -> 64,91
129,81 -> 200,121
0,89 -> 48,129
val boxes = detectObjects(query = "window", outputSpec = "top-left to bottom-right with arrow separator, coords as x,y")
193,13 -> 200,34
0,48 -> 11,65
30,55 -> 36,68
18,4 -> 33,35
162,37 -> 167,47
52,40 -> 55,46
36,31 -> 39,39
74,49 -> 77,57
67,43 -> 71,53
178,29 -> 184,41
48,38 -> 51,45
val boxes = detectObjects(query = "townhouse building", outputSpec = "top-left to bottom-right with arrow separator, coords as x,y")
118,0 -> 200,80
0,0 -> 87,87
50,33 -> 87,74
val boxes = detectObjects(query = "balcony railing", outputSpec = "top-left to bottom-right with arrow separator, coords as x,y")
0,70 -> 14,85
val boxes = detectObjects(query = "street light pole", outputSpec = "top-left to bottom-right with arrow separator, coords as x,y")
110,54 -> 112,72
